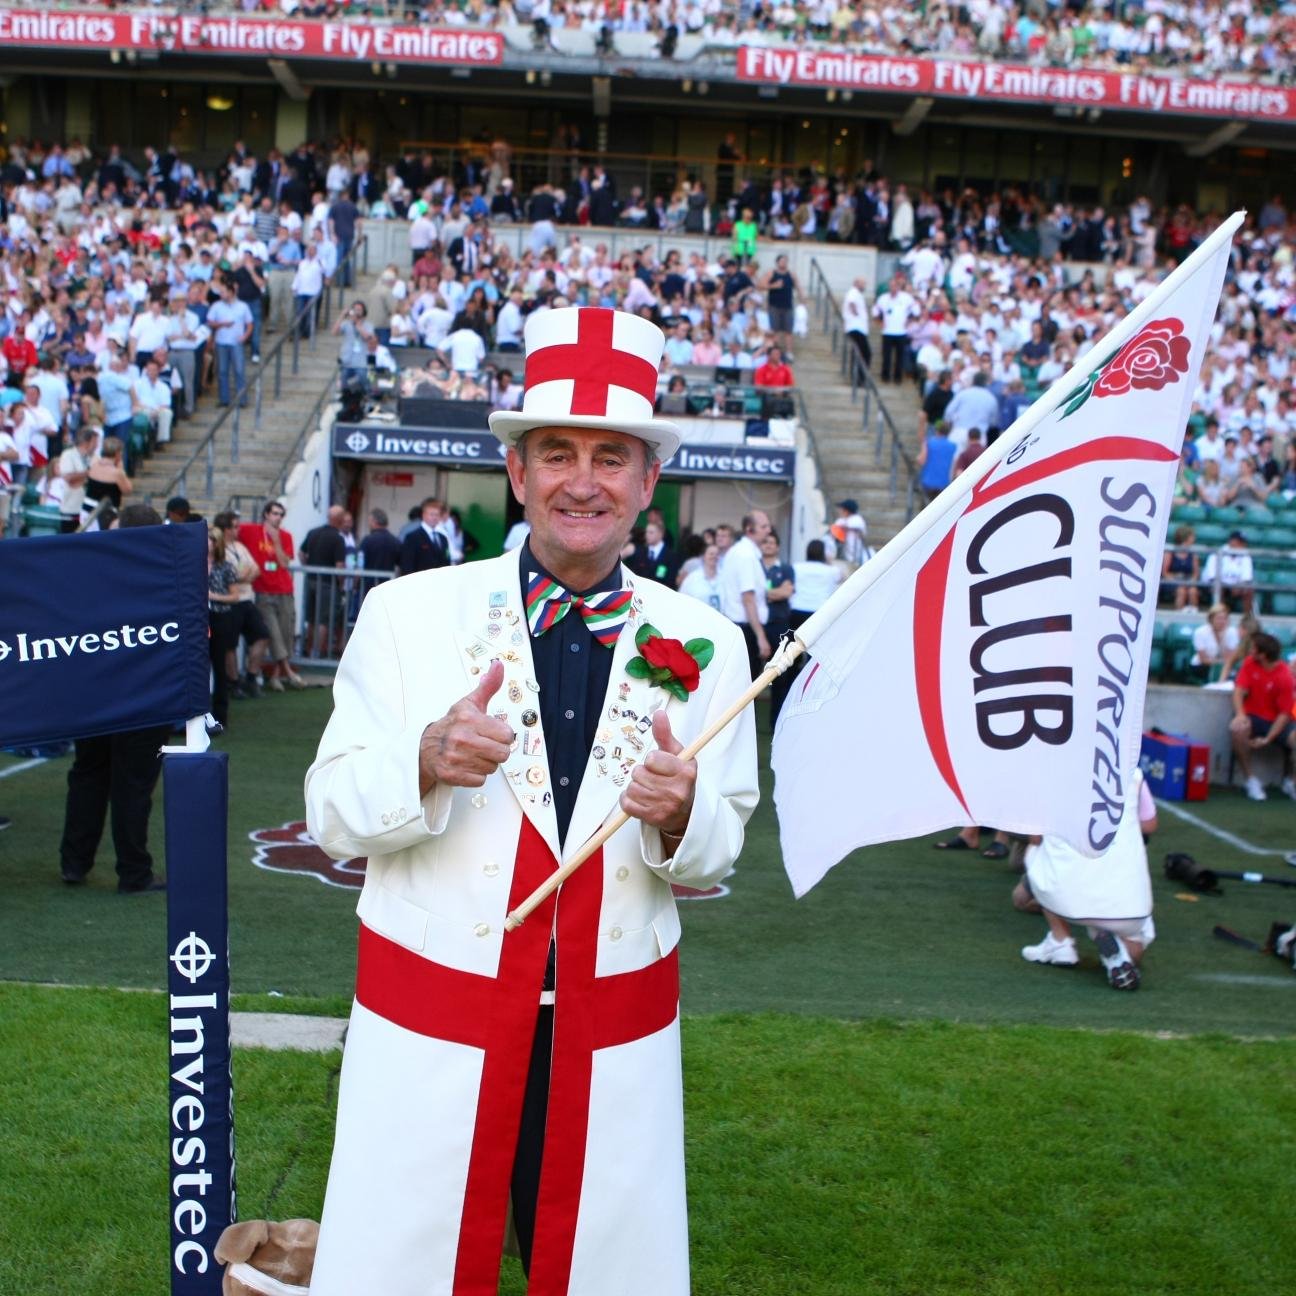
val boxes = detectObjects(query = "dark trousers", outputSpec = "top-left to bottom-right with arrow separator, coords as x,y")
737,621 -> 764,684
210,609 -> 239,727
510,1004 -> 554,1274
767,619 -> 794,727
881,333 -> 907,382
59,725 -> 170,890
849,329 -> 873,369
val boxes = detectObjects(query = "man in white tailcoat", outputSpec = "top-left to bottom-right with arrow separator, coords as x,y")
305,306 -> 759,1295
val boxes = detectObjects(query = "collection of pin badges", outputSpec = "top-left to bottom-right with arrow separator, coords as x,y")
462,586 -> 657,808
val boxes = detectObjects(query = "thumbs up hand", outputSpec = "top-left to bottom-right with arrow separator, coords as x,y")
620,709 -> 696,837
418,660 -> 516,795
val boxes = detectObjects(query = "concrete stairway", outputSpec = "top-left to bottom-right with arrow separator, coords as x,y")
794,324 -> 924,548
133,269 -> 379,513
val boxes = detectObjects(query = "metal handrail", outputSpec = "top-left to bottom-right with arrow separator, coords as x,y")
153,235 -> 370,504
254,383 -> 341,513
805,257 -> 918,518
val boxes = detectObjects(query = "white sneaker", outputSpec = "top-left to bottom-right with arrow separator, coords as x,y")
1021,932 -> 1079,966
1094,930 -> 1140,991
1281,778 -> 1296,801
1246,776 -> 1267,801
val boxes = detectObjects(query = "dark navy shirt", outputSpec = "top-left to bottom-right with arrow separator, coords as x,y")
519,539 -> 620,848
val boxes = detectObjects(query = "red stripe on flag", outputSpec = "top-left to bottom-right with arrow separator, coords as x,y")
968,437 -> 1177,514
911,434 -> 1175,820
913,529 -> 972,819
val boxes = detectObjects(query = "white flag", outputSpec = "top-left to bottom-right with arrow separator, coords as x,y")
772,212 -> 1241,898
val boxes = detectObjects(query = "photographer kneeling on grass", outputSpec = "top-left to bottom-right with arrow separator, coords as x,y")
1013,769 -> 1158,992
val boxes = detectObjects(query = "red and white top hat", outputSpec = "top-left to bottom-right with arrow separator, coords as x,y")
488,306 -> 681,459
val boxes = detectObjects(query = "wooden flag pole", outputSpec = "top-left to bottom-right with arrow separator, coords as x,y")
504,638 -> 806,932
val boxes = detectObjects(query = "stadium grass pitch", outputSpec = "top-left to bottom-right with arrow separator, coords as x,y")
1,688 -> 1294,1293
1,983 -> 1293,1296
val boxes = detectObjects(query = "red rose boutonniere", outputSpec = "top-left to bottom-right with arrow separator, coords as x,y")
625,623 -> 714,702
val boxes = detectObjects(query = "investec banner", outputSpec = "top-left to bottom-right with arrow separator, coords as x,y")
166,753 -> 234,1296
0,523 -> 210,748
334,423 -> 796,482
737,46 -> 1296,123
0,9 -> 503,66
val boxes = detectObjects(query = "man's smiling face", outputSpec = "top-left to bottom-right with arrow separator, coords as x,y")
506,426 -> 660,590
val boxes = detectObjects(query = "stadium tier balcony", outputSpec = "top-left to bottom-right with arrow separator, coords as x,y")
3,0 -> 1292,83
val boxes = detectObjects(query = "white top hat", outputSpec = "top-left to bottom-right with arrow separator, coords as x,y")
488,306 -> 681,459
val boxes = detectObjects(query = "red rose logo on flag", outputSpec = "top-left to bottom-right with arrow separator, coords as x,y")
640,635 -> 702,693
1058,316 -> 1192,418
1092,318 -> 1191,397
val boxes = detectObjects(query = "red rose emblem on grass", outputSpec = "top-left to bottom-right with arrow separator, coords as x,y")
640,635 -> 701,693
1092,318 -> 1191,397
625,624 -> 714,701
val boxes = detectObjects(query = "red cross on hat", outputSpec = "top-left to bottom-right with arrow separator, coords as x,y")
488,306 -> 682,459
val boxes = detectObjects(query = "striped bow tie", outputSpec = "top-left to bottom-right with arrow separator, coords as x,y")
525,572 -> 634,647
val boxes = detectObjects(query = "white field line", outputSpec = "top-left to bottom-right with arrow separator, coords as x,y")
0,757 -> 48,780
1154,797 -> 1290,858
1189,973 -> 1294,988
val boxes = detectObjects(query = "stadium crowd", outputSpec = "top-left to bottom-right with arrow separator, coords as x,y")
4,129 -> 1292,538
887,206 -> 1296,503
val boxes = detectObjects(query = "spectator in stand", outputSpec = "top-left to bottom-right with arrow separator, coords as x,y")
1191,603 -> 1242,683
1230,631 -> 1295,802
842,276 -> 871,370
943,372 -> 1001,451
440,324 -> 487,375
56,426 -> 98,533
359,507 -> 402,582
829,499 -> 869,572
760,254 -> 802,359
334,301 -> 376,388
1162,525 -> 1201,611
920,365 -> 955,425
207,279 -> 253,410
952,426 -> 987,475
292,243 -> 327,341
917,420 -> 957,505
873,274 -> 919,383
166,289 -> 206,415
753,346 -> 794,388
1202,530 -> 1255,614
133,358 -> 173,449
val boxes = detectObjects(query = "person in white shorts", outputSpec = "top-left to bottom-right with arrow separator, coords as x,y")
1013,769 -> 1157,991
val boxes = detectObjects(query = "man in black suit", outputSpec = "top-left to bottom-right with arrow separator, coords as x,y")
398,497 -> 451,576
359,507 -> 402,577
254,150 -> 285,203
627,518 -> 679,587
280,166 -> 310,218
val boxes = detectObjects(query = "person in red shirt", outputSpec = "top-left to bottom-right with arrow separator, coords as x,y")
239,500 -> 308,691
3,323 -> 38,390
753,346 -> 794,388
1229,631 -> 1294,801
